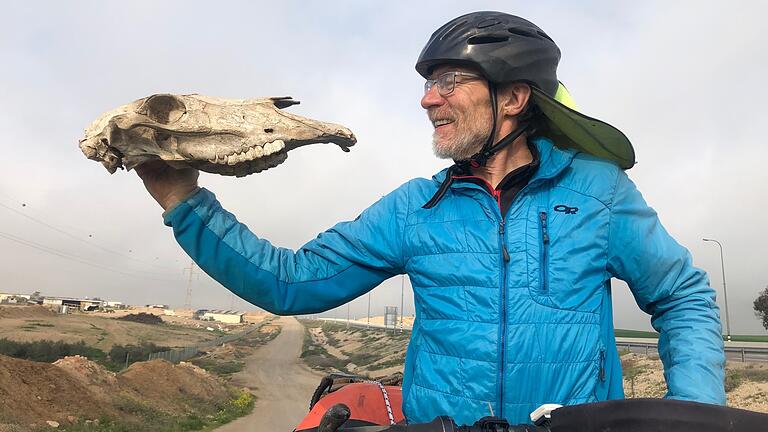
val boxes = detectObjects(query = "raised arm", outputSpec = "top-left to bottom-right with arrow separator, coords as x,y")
137,162 -> 407,315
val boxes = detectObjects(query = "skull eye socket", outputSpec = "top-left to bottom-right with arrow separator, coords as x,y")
138,94 -> 186,124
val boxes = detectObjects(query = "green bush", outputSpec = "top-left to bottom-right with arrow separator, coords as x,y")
725,370 -> 743,393
189,358 -> 244,376
0,338 -> 107,363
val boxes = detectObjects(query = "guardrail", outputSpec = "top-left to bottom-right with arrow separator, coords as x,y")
616,340 -> 768,363
311,318 -> 768,363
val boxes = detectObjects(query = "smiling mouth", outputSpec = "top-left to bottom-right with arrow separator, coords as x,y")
432,119 -> 455,128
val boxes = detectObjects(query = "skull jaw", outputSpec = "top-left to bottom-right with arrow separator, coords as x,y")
178,152 -> 289,177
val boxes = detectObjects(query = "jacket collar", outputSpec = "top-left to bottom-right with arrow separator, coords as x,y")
431,137 -> 577,188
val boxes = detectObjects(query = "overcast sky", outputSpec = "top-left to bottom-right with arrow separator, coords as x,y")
1,1 -> 766,333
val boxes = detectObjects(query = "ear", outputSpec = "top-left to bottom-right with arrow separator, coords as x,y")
499,83 -> 532,118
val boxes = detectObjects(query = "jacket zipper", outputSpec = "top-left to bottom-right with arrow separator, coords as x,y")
539,211 -> 550,292
498,219 -> 509,415
599,348 -> 606,382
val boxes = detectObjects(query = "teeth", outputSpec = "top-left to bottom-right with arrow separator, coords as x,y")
207,142 -> 283,165
246,146 -> 264,159
433,119 -> 452,127
264,140 -> 285,155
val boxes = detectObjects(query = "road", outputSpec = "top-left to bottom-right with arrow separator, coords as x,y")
216,316 -> 323,432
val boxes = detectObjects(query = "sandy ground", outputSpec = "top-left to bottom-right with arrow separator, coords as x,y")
0,305 -> 267,350
306,321 -> 768,414
353,315 -> 415,328
215,316 -> 323,432
622,352 -> 768,412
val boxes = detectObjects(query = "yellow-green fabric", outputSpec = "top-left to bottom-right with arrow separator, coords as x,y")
532,83 -> 636,169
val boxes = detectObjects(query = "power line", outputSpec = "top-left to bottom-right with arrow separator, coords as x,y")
0,230 -> 180,283
0,199 -> 177,272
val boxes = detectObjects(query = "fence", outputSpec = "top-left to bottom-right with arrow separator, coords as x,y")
147,325 -> 261,363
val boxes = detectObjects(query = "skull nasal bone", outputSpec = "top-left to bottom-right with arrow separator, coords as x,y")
139,94 -> 186,124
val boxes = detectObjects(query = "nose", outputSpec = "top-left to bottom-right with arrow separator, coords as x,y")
420,85 -> 445,110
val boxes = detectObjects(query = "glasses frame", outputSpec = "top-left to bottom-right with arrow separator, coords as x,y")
424,71 -> 484,96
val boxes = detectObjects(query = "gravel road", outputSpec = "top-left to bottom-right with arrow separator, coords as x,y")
215,316 -> 323,432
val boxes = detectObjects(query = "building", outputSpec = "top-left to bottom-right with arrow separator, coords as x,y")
42,296 -> 103,311
200,310 -> 244,324
0,293 -> 31,304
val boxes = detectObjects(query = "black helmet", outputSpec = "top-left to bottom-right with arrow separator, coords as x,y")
418,12 -> 635,210
416,11 -> 561,96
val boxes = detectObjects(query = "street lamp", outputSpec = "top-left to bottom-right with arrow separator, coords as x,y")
703,238 -> 732,341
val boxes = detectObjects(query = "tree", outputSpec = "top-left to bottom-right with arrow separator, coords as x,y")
753,286 -> 768,331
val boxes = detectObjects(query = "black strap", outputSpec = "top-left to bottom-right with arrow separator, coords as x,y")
422,164 -> 463,209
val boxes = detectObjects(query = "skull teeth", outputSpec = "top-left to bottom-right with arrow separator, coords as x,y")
207,140 -> 285,165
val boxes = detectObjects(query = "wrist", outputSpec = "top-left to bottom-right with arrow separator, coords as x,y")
160,186 -> 200,210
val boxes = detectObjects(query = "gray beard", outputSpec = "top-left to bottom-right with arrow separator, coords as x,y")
429,108 -> 493,161
432,137 -> 480,160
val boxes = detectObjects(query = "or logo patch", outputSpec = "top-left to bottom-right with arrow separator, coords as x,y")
554,205 -> 578,215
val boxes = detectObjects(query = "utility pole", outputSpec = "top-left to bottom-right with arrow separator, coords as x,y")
183,261 -> 198,310
367,292 -> 372,327
703,238 -> 732,341
400,275 -> 405,333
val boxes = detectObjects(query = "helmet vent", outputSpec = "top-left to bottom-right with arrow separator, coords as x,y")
467,34 -> 510,45
508,27 -> 555,43
440,20 -> 468,40
476,18 -> 501,29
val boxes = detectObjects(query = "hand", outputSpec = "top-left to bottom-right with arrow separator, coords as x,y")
134,160 -> 200,211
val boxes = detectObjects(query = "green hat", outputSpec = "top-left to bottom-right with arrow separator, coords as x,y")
532,82 -> 636,169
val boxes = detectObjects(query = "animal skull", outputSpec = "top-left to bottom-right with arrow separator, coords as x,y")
79,94 -> 356,177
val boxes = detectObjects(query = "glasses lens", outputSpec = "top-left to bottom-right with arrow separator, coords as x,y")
437,72 -> 456,95
424,80 -> 435,94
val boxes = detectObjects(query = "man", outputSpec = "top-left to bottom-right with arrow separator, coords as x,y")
136,12 -> 725,425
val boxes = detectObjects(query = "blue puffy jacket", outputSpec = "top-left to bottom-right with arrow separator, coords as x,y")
163,137 -> 725,425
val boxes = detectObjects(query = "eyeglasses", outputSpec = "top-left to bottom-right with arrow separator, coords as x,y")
424,71 -> 483,96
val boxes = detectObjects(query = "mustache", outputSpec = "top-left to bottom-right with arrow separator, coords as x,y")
428,109 -> 456,122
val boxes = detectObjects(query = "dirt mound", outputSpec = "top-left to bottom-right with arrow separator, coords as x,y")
0,355 -> 113,426
0,305 -> 55,319
53,355 -> 117,402
119,359 -> 229,414
0,354 -> 234,430
118,312 -> 163,325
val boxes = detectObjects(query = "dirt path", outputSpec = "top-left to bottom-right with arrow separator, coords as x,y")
216,316 -> 322,432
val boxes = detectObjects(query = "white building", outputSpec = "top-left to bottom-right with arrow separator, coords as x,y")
0,293 -> 31,304
42,296 -> 103,311
201,310 -> 244,324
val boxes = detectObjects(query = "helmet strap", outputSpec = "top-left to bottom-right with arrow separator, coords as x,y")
466,83 -> 533,168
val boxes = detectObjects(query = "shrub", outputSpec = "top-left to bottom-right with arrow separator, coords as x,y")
0,338 -> 107,363
117,313 -> 163,325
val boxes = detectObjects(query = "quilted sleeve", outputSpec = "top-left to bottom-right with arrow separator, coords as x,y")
606,171 -> 725,405
163,186 -> 408,315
